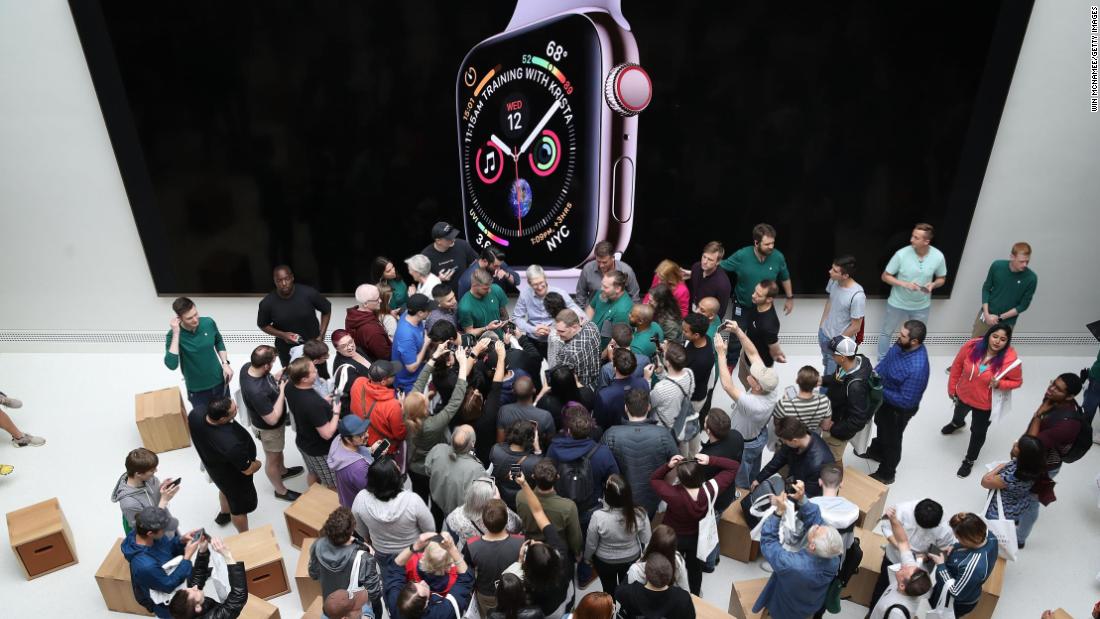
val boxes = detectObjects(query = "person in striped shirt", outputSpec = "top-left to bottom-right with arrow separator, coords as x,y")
772,366 -> 832,435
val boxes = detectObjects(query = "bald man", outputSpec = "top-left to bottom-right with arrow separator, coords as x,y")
323,588 -> 372,619
698,296 -> 722,339
345,284 -> 391,361
425,424 -> 485,522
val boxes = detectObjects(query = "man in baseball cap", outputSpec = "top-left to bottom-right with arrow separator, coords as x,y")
820,335 -> 875,464
421,221 -> 480,283
327,415 -> 375,507
123,506 -> 203,617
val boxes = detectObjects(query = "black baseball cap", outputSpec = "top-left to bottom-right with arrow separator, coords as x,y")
406,293 -> 437,314
431,221 -> 460,241
368,360 -> 397,381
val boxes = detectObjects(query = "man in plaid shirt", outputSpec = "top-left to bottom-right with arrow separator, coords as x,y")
858,320 -> 930,484
553,309 -> 602,389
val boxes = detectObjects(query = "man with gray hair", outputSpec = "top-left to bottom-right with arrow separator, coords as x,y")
345,283 -> 391,361
513,264 -> 584,359
404,253 -> 443,299
753,486 -> 843,619
425,424 -> 485,523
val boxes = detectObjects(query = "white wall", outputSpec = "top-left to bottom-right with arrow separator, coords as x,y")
0,0 -> 1097,337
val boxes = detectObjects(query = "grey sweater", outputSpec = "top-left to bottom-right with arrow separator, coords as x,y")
583,506 -> 651,563
408,370 -> 468,477
110,473 -> 178,536
350,490 -> 435,556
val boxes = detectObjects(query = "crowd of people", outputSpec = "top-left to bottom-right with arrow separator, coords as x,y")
27,218 -> 1089,618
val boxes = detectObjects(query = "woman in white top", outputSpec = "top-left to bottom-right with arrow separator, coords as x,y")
625,524 -> 690,592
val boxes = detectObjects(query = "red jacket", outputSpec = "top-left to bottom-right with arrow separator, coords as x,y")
349,377 -> 406,451
345,306 -> 391,361
947,339 -> 1022,410
649,456 -> 739,536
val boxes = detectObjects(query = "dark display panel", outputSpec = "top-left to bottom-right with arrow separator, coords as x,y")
69,0 -> 1032,295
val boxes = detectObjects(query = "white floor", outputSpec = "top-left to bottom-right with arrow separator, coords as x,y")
0,347 -> 1097,618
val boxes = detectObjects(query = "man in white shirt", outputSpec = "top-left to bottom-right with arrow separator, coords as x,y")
870,499 -> 955,610
869,506 -> 935,618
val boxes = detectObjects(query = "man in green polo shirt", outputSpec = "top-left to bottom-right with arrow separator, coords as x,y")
719,223 -> 793,369
165,297 -> 232,409
971,241 -> 1038,338
586,270 -> 634,349
457,268 -> 509,338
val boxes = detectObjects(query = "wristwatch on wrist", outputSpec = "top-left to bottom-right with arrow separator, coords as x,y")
457,0 -> 650,274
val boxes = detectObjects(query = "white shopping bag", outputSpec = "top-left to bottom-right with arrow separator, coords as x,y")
989,358 -> 1022,424
982,489 -> 1018,561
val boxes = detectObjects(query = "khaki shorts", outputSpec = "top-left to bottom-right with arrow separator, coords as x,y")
822,431 -> 848,465
255,425 -> 285,453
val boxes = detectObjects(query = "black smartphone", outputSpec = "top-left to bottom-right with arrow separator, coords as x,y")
166,477 -> 182,489
194,528 -> 206,541
509,464 -> 522,479
372,439 -> 391,459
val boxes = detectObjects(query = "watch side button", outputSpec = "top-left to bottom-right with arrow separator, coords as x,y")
612,156 -> 634,223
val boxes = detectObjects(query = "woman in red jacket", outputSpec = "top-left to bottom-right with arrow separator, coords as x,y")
942,324 -> 1023,478
649,453 -> 738,596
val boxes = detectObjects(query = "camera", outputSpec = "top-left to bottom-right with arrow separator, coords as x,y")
503,320 -> 516,333
784,476 -> 798,495
649,333 -> 661,346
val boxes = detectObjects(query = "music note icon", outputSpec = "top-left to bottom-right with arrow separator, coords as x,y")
483,151 -> 496,175
476,145 -> 504,184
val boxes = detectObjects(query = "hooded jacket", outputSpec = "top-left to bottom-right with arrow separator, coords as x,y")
545,436 -> 620,508
186,550 -> 248,619
308,536 -> 382,602
327,439 -> 372,508
349,377 -> 406,452
111,474 -> 179,536
350,490 -> 435,556
948,339 -> 1022,411
601,420 -> 681,516
822,354 -> 874,440
120,530 -> 192,618
345,306 -> 392,361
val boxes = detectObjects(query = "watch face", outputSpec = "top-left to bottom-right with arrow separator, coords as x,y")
457,15 -> 602,268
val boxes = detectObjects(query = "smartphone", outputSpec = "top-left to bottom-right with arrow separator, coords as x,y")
166,477 -> 182,489
194,528 -> 206,541
372,438 -> 391,459
509,464 -> 522,479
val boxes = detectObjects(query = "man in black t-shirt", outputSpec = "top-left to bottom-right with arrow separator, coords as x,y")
257,265 -> 332,369
188,398 -> 261,533
283,357 -> 341,489
737,280 -> 786,389
682,312 -> 716,407
238,345 -> 303,502
462,499 -> 525,615
699,408 -> 745,514
421,221 -> 480,284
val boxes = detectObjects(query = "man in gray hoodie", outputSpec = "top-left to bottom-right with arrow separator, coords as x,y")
309,507 -> 383,617
111,448 -> 180,537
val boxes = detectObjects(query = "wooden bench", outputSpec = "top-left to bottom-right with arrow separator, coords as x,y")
841,527 -> 888,607
718,489 -> 759,563
838,466 -> 888,527
694,594 -> 736,618
969,556 -> 1007,619
7,497 -> 79,579
295,537 -> 322,610
94,538 -> 153,615
727,576 -> 769,619
224,525 -> 290,600
240,594 -> 281,619
284,485 -> 340,549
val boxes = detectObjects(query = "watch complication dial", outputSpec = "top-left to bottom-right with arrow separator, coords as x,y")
604,62 -> 651,117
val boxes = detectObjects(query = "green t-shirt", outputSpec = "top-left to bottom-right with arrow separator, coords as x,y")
1090,349 -> 1100,381
458,284 -> 508,333
980,260 -> 1037,326
718,245 -> 790,307
885,246 -> 948,311
163,317 -> 227,391
590,292 -> 634,347
631,322 -> 665,358
387,277 -> 409,311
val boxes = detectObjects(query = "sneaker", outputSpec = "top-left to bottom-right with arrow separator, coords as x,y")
0,393 -> 22,409
854,450 -> 881,462
869,471 -> 895,485
941,422 -> 964,435
0,464 -> 13,475
281,466 -> 305,480
274,489 -> 302,502
956,459 -> 974,478
760,560 -> 773,573
1017,542 -> 1025,549
214,512 -> 231,526
11,433 -> 44,447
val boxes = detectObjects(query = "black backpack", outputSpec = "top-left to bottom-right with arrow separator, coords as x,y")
1047,402 -> 1092,463
555,443 -> 601,511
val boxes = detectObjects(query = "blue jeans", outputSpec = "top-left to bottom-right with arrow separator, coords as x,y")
1083,375 -> 1100,425
876,303 -> 930,361
1016,467 -> 1058,544
186,382 -> 228,410
736,429 -> 768,489
818,328 -> 838,376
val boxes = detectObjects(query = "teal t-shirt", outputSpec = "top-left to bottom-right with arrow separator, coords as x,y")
590,293 -> 634,346
980,260 -> 1037,325
1090,349 -> 1099,381
718,245 -> 790,307
885,246 -> 948,310
387,277 -> 409,311
631,322 -> 665,358
458,284 -> 508,332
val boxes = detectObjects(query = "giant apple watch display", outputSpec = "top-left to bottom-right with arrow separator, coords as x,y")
456,13 -> 651,270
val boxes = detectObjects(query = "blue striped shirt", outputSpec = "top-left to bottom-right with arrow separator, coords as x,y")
875,344 -> 930,410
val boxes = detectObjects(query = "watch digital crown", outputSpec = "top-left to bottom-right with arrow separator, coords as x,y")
604,63 -> 652,117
